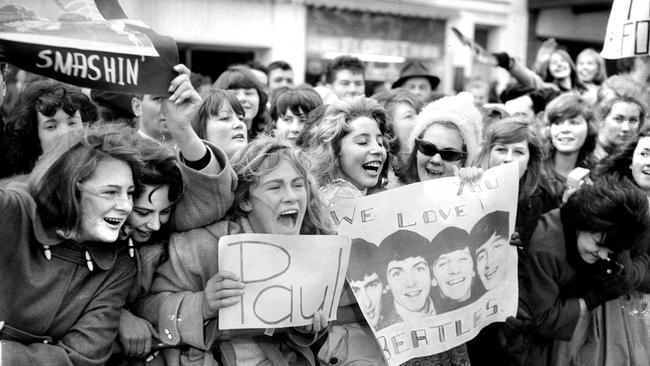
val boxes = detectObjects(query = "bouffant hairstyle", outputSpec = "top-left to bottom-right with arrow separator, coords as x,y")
4,80 -> 97,176
542,92 -> 598,197
229,136 -> 333,235
475,116 -> 545,203
28,125 -> 143,239
213,65 -> 269,138
307,97 -> 390,189
266,85 -> 323,132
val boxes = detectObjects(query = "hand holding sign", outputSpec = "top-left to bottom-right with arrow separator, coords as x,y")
294,309 -> 329,334
202,271 -> 245,320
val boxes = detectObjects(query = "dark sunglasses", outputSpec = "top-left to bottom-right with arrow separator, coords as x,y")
415,138 -> 466,162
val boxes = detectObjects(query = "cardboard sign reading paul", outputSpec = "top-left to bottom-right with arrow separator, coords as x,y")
601,0 -> 650,59
218,234 -> 351,329
331,163 -> 519,365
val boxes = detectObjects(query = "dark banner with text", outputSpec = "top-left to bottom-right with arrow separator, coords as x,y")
0,0 -> 178,94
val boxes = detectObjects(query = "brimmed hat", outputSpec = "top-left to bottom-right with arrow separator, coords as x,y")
392,62 -> 440,90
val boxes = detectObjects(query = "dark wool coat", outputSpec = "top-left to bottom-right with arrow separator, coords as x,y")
0,186 -> 136,366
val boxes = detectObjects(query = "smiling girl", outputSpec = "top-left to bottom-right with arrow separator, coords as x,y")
396,92 -> 482,185
307,97 -> 389,204
0,125 -> 142,365
141,137 -> 333,366
213,65 -> 269,139
541,92 -> 598,203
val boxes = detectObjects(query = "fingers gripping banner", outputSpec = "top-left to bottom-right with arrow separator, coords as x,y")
331,163 -> 519,365
218,234 -> 351,329
601,0 -> 650,59
0,0 -> 178,94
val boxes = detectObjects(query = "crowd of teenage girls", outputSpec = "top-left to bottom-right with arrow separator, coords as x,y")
1,45 -> 650,366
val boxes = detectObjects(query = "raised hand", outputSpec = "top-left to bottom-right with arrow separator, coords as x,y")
161,64 -> 206,161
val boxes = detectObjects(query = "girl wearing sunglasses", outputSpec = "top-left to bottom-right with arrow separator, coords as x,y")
392,92 -> 482,365
396,92 -> 482,185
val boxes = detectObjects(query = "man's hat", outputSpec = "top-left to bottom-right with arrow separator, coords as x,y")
392,62 -> 440,90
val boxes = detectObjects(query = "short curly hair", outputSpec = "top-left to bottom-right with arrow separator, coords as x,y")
4,80 -> 97,176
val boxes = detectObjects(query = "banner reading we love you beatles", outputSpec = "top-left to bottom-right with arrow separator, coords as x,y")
0,0 -> 178,95
331,163 -> 519,366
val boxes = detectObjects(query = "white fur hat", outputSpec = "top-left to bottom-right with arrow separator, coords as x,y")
407,92 -> 483,164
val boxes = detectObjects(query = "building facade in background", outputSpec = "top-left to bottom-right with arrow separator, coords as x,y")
527,0 -> 614,74
120,0 -> 529,94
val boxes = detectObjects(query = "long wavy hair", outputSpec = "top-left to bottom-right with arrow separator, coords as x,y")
229,136 -> 333,235
539,49 -> 585,92
306,97 -> 390,189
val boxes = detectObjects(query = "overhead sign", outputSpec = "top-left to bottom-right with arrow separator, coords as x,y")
601,0 -> 650,59
0,0 -> 179,94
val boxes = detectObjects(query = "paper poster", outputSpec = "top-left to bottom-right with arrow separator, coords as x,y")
0,0 -> 178,94
331,163 -> 519,366
601,0 -> 650,59
218,233 -> 351,329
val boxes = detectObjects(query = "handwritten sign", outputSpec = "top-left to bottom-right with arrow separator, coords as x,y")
332,163 -> 519,366
0,0 -> 178,94
601,0 -> 650,59
218,234 -> 351,329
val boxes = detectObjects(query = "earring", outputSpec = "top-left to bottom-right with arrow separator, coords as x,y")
85,250 -> 94,271
43,245 -> 52,260
128,238 -> 135,258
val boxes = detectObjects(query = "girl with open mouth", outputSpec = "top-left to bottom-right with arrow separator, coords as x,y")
108,66 -> 238,363
307,96 -> 389,206
192,88 -> 249,159
0,125 -> 143,365
140,137 -> 333,366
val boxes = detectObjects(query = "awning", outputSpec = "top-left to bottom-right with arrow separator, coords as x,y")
302,0 -> 458,19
